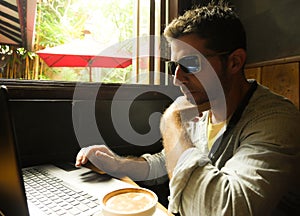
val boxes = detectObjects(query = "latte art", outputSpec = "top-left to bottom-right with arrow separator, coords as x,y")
106,192 -> 152,212
101,187 -> 158,216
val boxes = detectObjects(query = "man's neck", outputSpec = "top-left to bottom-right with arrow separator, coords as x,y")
210,80 -> 252,124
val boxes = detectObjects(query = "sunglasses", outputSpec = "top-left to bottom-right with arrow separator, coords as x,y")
167,51 -> 230,75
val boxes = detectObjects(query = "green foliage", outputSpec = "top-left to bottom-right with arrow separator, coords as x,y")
56,68 -> 80,81
36,0 -> 86,48
100,0 -> 134,41
0,45 -> 13,55
35,0 -> 134,83
16,48 -> 36,60
37,0 -> 134,48
101,65 -> 133,83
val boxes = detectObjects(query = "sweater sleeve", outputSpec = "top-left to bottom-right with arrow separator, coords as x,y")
141,150 -> 169,185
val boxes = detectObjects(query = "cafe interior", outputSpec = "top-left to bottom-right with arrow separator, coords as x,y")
0,0 -> 299,215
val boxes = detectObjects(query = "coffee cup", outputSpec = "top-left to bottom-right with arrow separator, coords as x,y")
101,187 -> 158,216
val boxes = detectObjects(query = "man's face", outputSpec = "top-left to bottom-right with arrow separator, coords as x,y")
170,34 -> 229,105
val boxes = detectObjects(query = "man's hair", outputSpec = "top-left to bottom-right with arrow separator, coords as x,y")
163,1 -> 246,53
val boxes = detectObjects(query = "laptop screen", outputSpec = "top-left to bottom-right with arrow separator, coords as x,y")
0,86 -> 29,216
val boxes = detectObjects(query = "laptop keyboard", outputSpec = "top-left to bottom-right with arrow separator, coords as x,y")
23,168 -> 100,216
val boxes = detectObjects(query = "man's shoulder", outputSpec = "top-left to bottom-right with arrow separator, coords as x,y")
249,83 -> 299,114
240,83 -> 300,129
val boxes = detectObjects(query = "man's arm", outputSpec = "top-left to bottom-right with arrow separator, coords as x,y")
164,107 -> 300,215
75,145 -> 149,181
160,96 -> 209,178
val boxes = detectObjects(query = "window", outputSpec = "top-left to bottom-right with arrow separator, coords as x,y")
0,0 -> 178,85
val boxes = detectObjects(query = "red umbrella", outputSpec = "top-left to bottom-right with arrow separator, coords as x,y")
36,38 -> 132,81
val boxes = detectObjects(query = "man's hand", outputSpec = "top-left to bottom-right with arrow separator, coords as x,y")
75,145 -> 121,174
160,96 -> 209,178
75,145 -> 150,181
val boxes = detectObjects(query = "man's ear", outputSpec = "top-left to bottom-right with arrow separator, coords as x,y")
227,48 -> 247,74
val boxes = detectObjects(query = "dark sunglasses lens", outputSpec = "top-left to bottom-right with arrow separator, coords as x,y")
178,56 -> 201,73
168,61 -> 177,75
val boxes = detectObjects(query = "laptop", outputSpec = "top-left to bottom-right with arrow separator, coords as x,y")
0,85 -> 132,216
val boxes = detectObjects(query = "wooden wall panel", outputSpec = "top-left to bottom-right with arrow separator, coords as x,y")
261,62 -> 299,108
245,61 -> 300,109
245,67 -> 261,83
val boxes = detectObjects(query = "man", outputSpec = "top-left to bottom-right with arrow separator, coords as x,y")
75,1 -> 300,215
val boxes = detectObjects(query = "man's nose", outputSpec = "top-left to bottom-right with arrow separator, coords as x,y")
173,65 -> 187,86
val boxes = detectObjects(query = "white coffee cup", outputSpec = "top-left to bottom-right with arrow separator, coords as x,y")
101,187 -> 158,216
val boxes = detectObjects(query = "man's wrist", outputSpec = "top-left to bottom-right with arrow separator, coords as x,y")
118,157 -> 149,181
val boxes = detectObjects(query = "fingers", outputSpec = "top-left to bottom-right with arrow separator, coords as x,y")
75,148 -> 87,167
75,145 -> 114,167
75,146 -> 95,167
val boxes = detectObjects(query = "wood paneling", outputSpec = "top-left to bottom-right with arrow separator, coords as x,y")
261,63 -> 299,108
245,67 -> 261,83
245,62 -> 300,109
